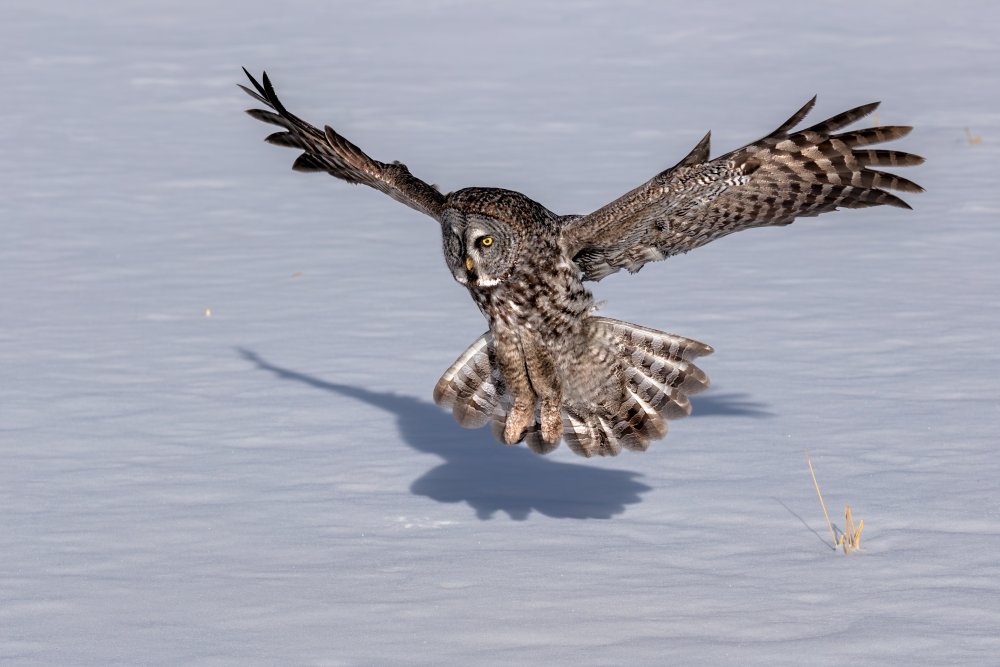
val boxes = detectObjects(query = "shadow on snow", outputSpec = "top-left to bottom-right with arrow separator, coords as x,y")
238,348 -> 770,520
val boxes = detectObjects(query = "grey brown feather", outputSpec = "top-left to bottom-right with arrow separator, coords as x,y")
241,69 -> 445,219
562,98 -> 924,281
242,70 -> 922,457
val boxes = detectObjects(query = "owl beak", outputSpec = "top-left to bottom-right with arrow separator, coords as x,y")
464,255 -> 480,284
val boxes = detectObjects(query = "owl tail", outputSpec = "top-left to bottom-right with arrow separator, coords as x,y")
433,317 -> 713,457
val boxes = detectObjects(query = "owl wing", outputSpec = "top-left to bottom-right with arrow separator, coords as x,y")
561,97 -> 924,281
240,69 -> 446,220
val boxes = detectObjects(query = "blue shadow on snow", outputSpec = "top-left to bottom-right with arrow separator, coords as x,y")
237,348 -> 770,520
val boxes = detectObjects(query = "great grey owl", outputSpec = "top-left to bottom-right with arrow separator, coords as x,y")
240,69 -> 922,458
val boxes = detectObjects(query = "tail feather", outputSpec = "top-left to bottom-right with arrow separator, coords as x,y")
432,333 -> 504,428
623,383 -> 668,438
625,342 -> 711,395
600,318 -> 714,361
622,368 -> 692,420
433,317 -> 712,457
600,317 -> 712,404
563,408 -> 624,457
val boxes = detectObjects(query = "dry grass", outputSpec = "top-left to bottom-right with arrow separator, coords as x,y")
806,451 -> 864,554
965,127 -> 983,145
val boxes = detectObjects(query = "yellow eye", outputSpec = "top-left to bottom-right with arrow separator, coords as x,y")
480,236 -> 494,247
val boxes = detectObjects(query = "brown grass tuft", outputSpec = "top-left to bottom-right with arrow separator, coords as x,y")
806,451 -> 864,554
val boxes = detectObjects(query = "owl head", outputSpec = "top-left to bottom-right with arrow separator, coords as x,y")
441,211 -> 520,288
440,188 -> 550,289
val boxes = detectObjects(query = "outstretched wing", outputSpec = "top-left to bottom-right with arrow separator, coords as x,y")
561,97 -> 924,281
240,69 -> 446,220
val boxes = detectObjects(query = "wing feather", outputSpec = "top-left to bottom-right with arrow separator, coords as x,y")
241,69 -> 445,220
562,97 -> 923,281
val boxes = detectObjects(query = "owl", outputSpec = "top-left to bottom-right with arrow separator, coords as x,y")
240,69 -> 922,457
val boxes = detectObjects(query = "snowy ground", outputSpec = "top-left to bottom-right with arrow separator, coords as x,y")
3,1 -> 999,664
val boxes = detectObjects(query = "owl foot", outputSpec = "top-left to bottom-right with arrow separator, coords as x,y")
503,400 -> 534,445
540,399 -> 562,444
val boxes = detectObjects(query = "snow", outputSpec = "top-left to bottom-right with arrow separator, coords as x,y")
3,0 -> 999,664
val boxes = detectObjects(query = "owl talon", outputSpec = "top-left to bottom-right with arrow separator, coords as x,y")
540,400 -> 562,444
503,401 -> 534,445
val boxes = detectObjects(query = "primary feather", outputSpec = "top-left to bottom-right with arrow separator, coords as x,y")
563,97 -> 924,281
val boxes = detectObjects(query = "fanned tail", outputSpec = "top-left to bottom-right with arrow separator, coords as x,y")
433,317 -> 713,457
560,318 -> 712,457
432,332 -> 504,429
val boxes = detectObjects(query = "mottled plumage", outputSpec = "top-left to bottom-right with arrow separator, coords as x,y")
241,69 -> 923,457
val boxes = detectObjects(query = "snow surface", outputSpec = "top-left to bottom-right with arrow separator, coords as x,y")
3,0 -> 999,664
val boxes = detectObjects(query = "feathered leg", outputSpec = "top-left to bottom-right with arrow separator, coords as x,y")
493,329 -> 536,445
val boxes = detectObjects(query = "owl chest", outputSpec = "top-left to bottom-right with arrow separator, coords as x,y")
471,261 -> 592,343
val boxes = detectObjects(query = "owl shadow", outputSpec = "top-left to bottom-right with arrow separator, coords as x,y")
689,391 -> 774,418
238,348 -> 654,520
